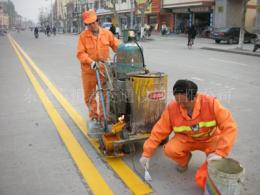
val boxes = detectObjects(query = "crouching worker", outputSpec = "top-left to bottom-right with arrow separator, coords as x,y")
140,79 -> 237,174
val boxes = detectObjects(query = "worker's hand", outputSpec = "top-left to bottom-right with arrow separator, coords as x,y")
139,156 -> 150,169
207,153 -> 222,162
90,61 -> 98,69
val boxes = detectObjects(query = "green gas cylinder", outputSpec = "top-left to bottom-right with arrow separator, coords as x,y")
116,30 -> 144,80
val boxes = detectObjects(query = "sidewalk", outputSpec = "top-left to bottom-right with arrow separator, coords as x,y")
151,33 -> 260,57
200,42 -> 260,57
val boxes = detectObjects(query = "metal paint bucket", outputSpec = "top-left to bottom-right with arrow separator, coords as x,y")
128,72 -> 167,133
205,158 -> 245,195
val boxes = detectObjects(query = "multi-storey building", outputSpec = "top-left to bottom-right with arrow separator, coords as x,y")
53,0 -> 260,34
0,5 -> 9,30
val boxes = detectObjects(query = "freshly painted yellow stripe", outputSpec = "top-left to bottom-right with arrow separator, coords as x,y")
11,37 -> 152,195
8,35 -> 113,195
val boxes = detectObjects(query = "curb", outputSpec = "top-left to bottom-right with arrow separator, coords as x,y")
201,47 -> 260,57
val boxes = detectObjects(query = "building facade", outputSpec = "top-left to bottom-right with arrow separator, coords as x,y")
0,5 -> 9,30
53,0 -> 260,33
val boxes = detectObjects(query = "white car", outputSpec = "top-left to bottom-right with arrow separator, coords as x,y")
102,22 -> 112,30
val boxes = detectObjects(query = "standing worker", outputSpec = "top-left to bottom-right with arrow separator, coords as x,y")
76,10 -> 119,128
140,79 -> 237,174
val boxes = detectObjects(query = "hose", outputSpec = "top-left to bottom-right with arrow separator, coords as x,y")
134,40 -> 146,68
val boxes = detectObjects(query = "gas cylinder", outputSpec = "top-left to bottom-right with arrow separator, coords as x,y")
116,30 -> 144,80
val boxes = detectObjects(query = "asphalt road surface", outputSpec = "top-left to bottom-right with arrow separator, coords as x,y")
0,31 -> 260,195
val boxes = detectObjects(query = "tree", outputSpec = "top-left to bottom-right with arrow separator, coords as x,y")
103,0 -> 122,35
238,0 -> 250,49
135,0 -> 152,27
134,0 -> 152,39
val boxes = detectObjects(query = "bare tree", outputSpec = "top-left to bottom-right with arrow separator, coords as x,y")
134,0 -> 152,38
135,0 -> 152,27
103,0 -> 121,34
238,0 -> 250,49
103,0 -> 152,37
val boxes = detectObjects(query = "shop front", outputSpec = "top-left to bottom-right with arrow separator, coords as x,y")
163,0 -> 214,34
147,12 -> 174,32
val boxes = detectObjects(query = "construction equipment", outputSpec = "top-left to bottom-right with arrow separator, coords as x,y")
90,30 -> 168,157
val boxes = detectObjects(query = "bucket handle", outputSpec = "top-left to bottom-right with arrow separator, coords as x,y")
237,169 -> 245,185
237,177 -> 245,185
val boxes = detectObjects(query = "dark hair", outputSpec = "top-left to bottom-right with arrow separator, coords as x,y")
173,79 -> 198,100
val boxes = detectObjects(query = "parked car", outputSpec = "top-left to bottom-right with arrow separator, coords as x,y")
253,33 -> 260,52
211,27 -> 256,44
0,28 -> 7,36
102,22 -> 112,30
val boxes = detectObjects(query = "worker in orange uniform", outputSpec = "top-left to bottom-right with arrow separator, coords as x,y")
140,79 -> 237,173
76,10 -> 119,128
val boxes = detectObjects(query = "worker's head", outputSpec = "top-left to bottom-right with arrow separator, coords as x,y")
82,10 -> 99,33
173,79 -> 198,109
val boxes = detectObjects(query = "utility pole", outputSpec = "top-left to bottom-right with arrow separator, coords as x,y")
51,0 -> 53,27
238,0 -> 249,49
256,0 -> 260,32
130,0 -> 134,29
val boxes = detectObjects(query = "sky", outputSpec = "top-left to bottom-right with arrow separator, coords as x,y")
12,0 -> 52,23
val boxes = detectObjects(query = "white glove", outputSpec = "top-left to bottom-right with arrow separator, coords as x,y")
139,156 -> 150,169
207,153 -> 222,162
90,61 -> 97,69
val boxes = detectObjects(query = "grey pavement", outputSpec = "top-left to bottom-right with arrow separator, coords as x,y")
1,31 -> 260,195
152,32 -> 260,57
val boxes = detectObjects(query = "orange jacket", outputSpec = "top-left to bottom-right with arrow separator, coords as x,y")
143,93 -> 237,158
76,27 -> 119,71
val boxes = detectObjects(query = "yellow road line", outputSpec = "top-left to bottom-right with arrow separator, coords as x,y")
11,36 -> 153,195
8,35 -> 114,195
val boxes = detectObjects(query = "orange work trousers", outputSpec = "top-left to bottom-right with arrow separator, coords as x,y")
81,68 -> 106,120
163,134 -> 219,167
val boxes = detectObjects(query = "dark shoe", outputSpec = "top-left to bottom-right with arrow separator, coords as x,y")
87,119 -> 103,138
87,119 -> 99,130
176,153 -> 192,173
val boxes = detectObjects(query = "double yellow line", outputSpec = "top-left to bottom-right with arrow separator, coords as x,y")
8,35 -> 152,195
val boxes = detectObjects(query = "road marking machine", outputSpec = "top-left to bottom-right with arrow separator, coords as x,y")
88,30 -> 168,157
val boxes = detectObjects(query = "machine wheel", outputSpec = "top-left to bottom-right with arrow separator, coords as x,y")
160,136 -> 169,145
215,40 -> 221,44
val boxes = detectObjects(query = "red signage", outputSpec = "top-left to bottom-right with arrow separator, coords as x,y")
147,91 -> 165,100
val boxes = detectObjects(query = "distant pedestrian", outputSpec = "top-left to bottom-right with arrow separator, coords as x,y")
46,25 -> 51,36
187,25 -> 197,48
34,27 -> 39,38
52,26 -> 56,35
109,24 -> 116,35
161,22 -> 169,35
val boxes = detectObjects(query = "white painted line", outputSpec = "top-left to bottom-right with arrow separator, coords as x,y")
209,58 -> 249,67
190,77 -> 204,81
